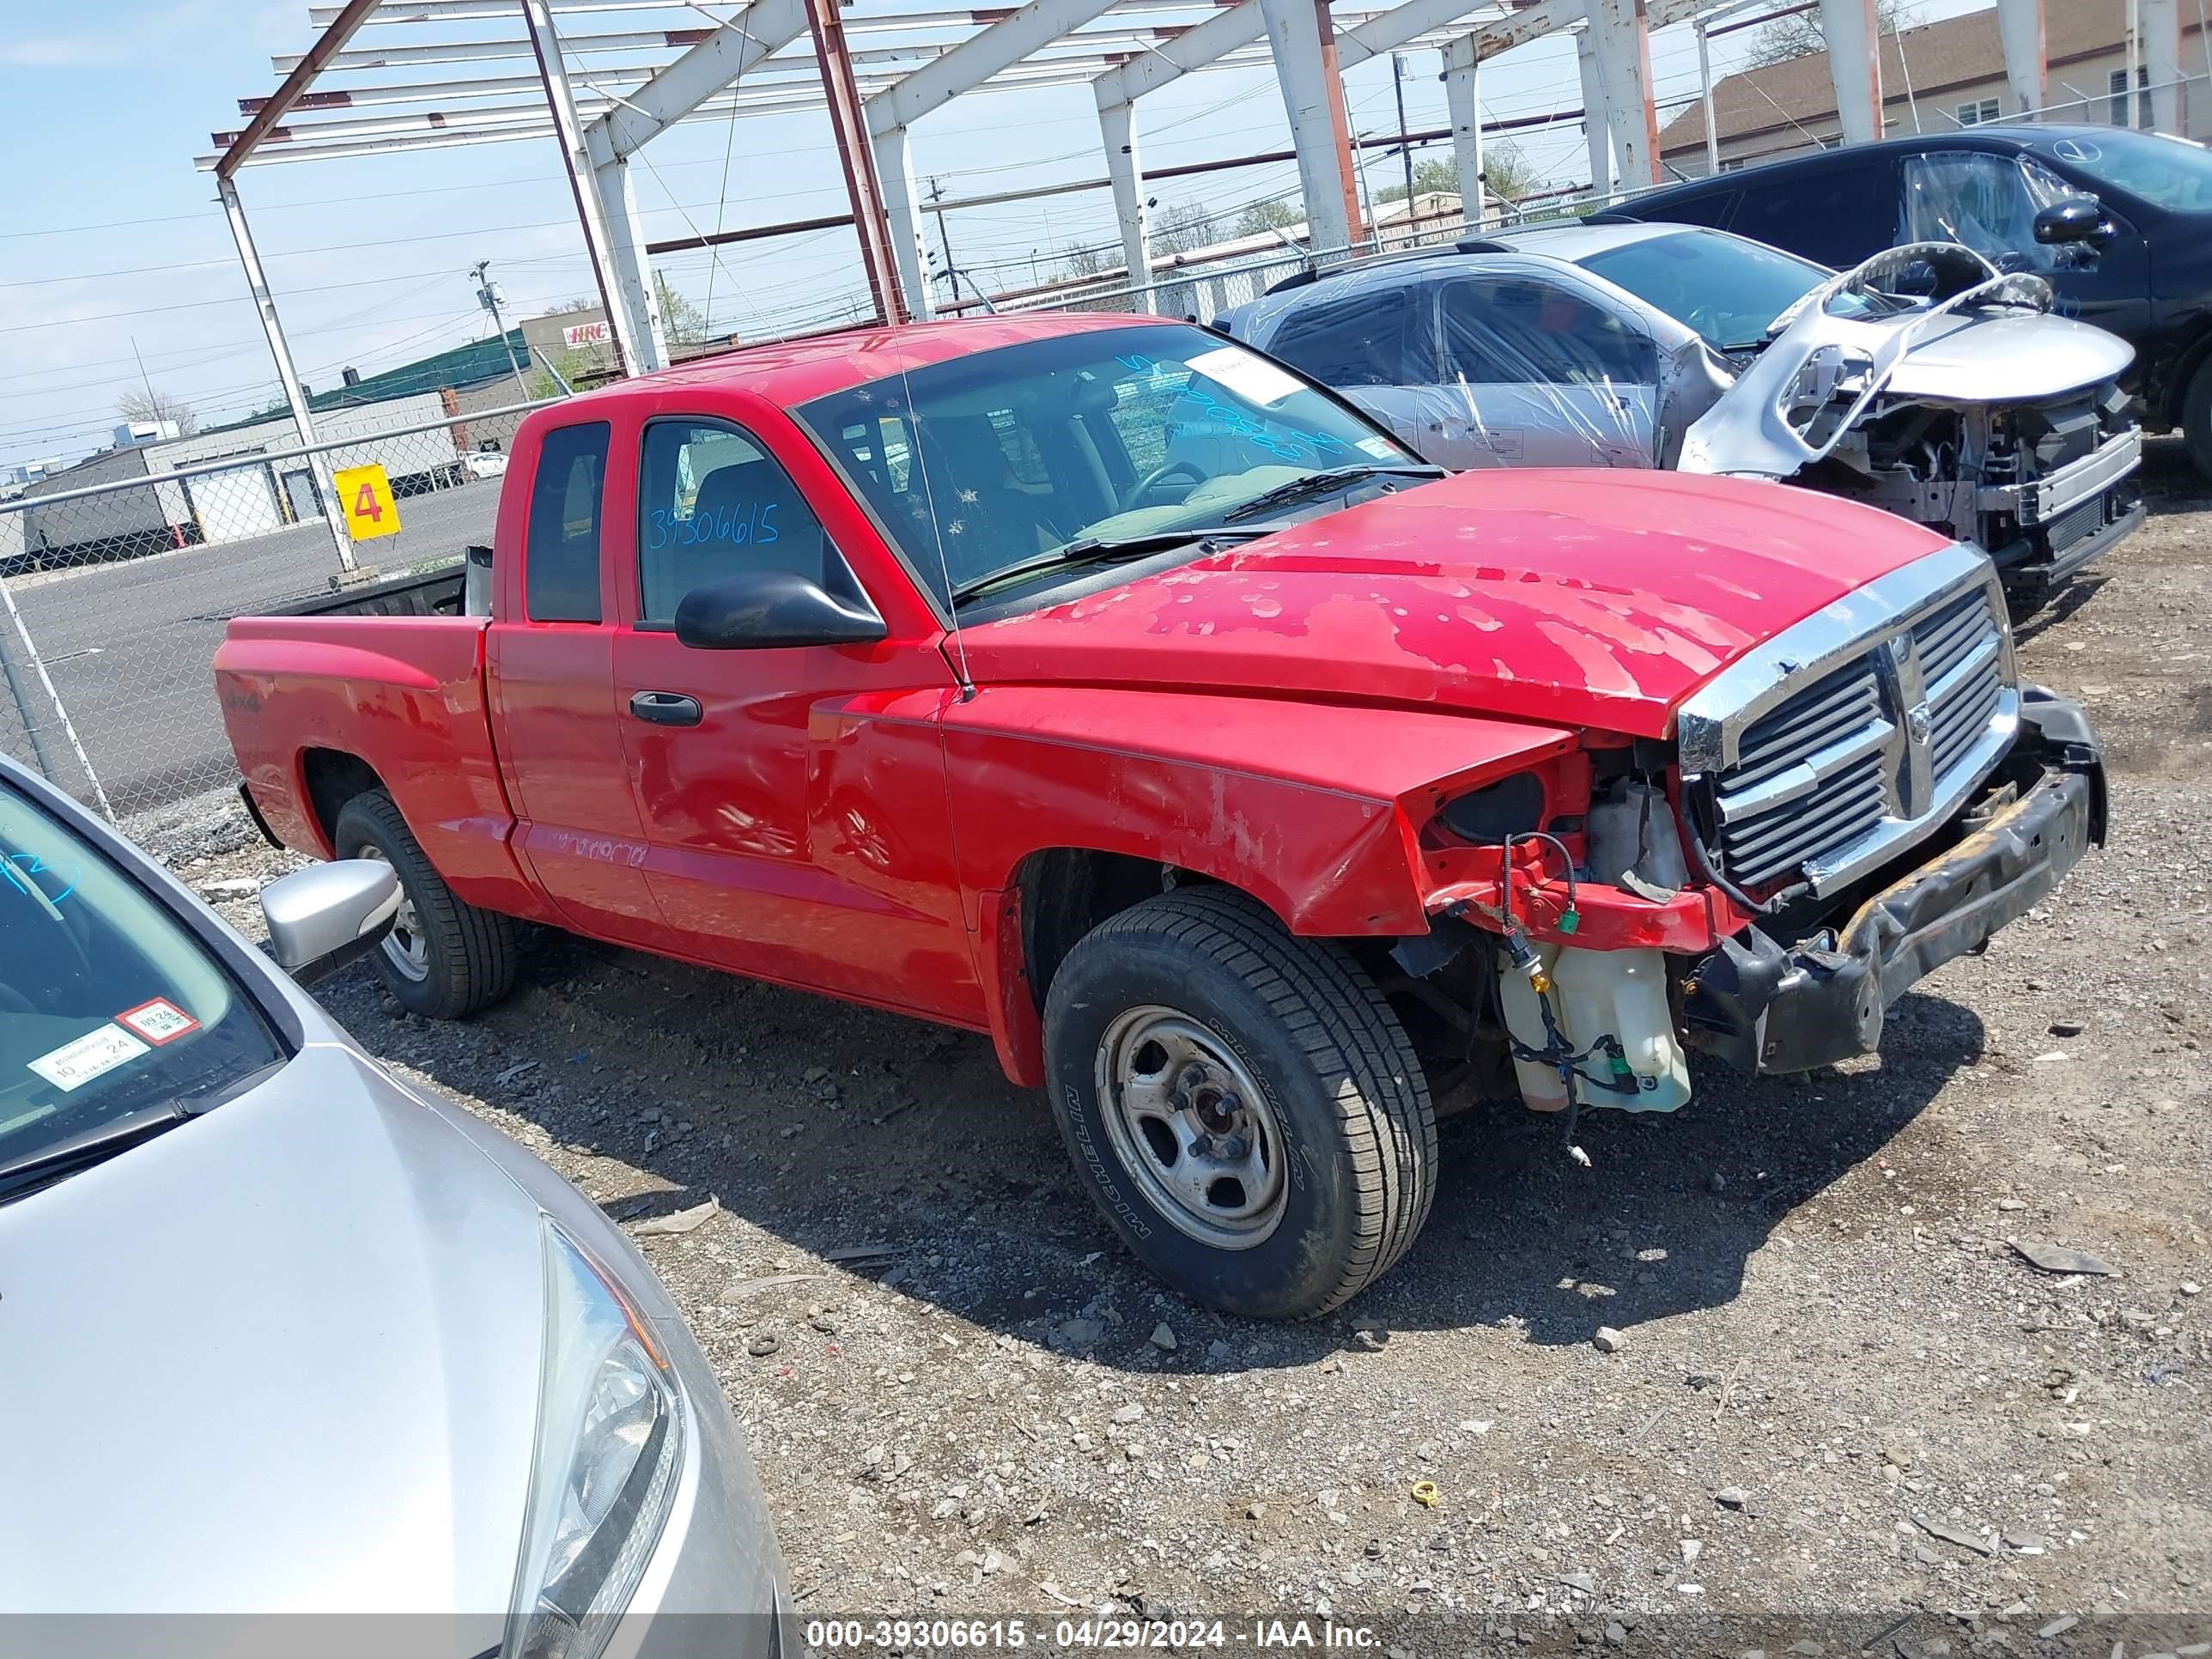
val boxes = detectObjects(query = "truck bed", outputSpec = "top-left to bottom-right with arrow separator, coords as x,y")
215,611 -> 544,921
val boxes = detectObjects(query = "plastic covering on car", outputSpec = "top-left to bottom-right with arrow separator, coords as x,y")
1677,243 -> 2054,477
1236,254 -> 1730,474
1898,150 -> 2100,275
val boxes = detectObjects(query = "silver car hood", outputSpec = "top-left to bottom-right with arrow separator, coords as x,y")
0,1040 -> 543,1623
1680,241 -> 2136,477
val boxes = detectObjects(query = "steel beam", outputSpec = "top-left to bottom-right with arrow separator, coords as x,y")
521,0 -> 647,374
866,0 -> 1125,134
217,176 -> 354,572
1991,0 -> 2046,117
2142,0 -> 2185,131
871,127 -> 936,318
1818,0 -> 1883,144
1258,0 -> 1365,252
590,0 -> 808,160
1443,35 -> 1486,226
805,0 -> 911,325
1574,29 -> 1613,195
582,132 -> 673,370
1097,95 -> 1156,311
221,0 -> 382,173
1337,0 -> 1503,68
1587,0 -> 1657,186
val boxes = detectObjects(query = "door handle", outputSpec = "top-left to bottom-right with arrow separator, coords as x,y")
629,690 -> 702,727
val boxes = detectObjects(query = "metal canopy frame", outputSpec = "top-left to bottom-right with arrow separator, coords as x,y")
201,0 -> 2047,371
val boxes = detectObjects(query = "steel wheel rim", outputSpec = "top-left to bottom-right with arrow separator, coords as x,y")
355,842 -> 429,983
1094,1005 -> 1287,1251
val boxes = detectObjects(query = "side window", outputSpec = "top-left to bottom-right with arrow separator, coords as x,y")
1899,151 -> 2082,272
1733,160 -> 1888,266
1439,278 -> 1656,387
1266,288 -> 1415,386
524,422 -> 610,623
635,421 -> 829,626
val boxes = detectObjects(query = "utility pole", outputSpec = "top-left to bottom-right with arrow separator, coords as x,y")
1392,54 -> 1417,233
926,177 -> 963,301
471,260 -> 535,401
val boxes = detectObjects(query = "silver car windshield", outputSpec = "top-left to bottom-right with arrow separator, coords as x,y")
1578,229 -> 1891,350
0,785 -> 282,1188
795,324 -> 1421,606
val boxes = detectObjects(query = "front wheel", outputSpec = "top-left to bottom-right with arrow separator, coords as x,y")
1042,889 -> 1437,1320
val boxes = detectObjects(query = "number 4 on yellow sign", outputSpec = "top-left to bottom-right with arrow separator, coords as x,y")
331,463 -> 402,543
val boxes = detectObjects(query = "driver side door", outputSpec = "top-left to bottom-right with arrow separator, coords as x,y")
608,415 -> 978,1021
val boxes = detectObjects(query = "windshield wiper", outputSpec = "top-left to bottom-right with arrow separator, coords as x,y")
949,528 -> 1262,606
0,1103 -> 191,1202
1218,464 -> 1443,524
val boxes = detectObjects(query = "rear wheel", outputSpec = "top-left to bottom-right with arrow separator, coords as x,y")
332,788 -> 516,1019
2181,356 -> 2212,479
1042,888 -> 1436,1320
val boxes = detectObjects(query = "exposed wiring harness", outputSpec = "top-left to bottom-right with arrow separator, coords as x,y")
1488,830 -> 1640,1165
1680,798 -> 1813,917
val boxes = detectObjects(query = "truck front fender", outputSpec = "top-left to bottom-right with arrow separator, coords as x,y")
943,686 -> 1578,939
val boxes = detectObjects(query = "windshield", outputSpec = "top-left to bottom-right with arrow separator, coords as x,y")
1578,228 -> 1878,349
0,783 -> 281,1191
793,324 -> 1421,607
2035,128 -> 2212,212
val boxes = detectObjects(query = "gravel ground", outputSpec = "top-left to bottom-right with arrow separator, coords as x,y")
149,448 -> 2211,1654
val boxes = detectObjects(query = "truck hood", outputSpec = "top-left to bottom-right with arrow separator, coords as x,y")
0,1042 -> 541,1629
959,467 -> 1954,738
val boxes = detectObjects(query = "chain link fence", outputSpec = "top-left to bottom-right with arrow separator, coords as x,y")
0,392 -> 562,827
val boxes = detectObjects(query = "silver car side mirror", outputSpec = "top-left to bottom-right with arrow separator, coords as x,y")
259,860 -> 402,985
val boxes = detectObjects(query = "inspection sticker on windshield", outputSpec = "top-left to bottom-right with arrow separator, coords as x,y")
1187,345 -> 1304,408
28,1025 -> 148,1093
116,998 -> 199,1046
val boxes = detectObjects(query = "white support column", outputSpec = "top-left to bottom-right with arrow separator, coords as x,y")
1258,0 -> 1363,253
1818,0 -> 1885,146
1695,18 -> 1720,174
2142,0 -> 2185,131
1588,0 -> 1658,188
872,126 -> 935,319
217,173 -> 354,574
520,0 -> 647,374
1576,28 -> 1613,199
1097,95 -> 1155,310
584,131 -> 671,371
1443,36 -> 1486,228
1992,0 -> 2047,118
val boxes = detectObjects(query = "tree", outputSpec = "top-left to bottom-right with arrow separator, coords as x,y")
531,347 -> 591,399
653,272 -> 708,344
1477,141 -> 1545,208
545,295 -> 600,314
1744,0 -> 1913,68
1233,198 -> 1304,238
116,386 -> 198,436
1375,157 -> 1462,205
1152,200 -> 1222,257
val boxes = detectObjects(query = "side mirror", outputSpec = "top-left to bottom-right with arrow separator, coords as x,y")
2034,196 -> 2111,246
259,860 -> 401,985
673,568 -> 888,651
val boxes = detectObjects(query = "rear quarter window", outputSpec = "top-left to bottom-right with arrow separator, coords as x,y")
524,422 -> 611,623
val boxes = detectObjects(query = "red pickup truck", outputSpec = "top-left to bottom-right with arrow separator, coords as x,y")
216,313 -> 2105,1319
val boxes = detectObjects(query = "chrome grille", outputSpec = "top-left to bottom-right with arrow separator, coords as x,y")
1680,545 -> 2019,898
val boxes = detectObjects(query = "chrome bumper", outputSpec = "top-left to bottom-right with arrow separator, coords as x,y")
1978,426 -> 2142,525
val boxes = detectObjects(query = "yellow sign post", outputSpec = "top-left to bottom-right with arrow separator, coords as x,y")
331,463 -> 402,543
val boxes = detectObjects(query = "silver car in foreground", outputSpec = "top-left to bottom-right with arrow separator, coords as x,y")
1224,222 -> 2143,593
0,754 -> 787,1657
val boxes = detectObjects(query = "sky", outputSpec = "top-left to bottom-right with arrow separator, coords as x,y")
0,0 -> 1988,471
